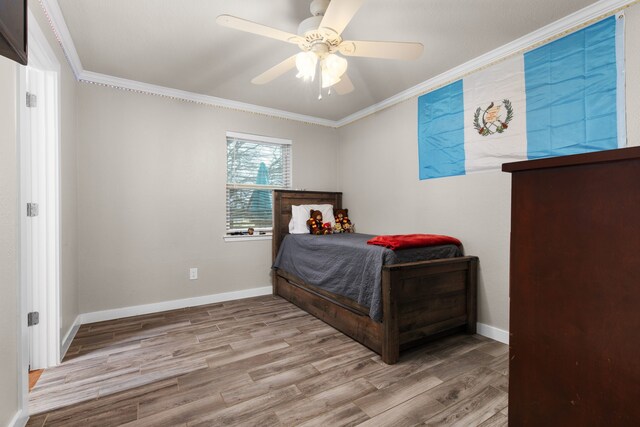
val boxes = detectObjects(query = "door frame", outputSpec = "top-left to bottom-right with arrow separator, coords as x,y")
17,7 -> 61,416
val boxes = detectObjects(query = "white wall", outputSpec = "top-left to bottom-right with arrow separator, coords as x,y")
336,3 -> 640,333
0,56 -> 19,427
76,83 -> 339,313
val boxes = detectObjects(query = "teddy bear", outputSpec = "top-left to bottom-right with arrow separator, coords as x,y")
306,209 -> 324,235
322,222 -> 333,235
334,209 -> 354,233
333,222 -> 343,233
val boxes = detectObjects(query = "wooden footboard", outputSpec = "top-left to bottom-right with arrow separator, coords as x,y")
381,256 -> 478,364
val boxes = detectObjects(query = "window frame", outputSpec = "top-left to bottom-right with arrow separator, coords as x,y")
224,131 -> 292,241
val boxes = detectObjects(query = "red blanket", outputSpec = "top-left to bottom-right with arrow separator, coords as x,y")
367,234 -> 461,250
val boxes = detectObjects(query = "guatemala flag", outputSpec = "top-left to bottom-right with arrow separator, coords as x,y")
418,14 -> 626,179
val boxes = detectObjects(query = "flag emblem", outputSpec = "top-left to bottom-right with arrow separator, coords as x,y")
473,99 -> 514,136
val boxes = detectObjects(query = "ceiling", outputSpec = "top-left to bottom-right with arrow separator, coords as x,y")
56,0 -> 600,121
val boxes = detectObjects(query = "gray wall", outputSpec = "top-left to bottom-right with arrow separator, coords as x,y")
76,84 -> 339,313
0,56 -> 19,427
336,3 -> 640,332
337,101 -> 512,330
74,4 -> 640,329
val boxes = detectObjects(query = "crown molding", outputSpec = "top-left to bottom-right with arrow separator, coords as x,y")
39,0 -> 83,79
78,70 -> 338,127
40,0 -> 637,129
335,0 -> 638,127
38,0 -> 340,127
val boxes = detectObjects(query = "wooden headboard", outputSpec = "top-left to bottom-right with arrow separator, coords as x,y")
272,190 -> 342,262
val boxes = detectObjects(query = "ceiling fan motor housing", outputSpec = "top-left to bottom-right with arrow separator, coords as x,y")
298,0 -> 341,54
297,15 -> 323,36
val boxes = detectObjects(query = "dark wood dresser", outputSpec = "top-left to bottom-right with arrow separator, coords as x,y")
503,147 -> 640,426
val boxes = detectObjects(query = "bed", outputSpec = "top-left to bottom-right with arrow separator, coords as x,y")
271,190 -> 478,364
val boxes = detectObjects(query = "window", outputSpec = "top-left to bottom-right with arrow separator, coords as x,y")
226,132 -> 292,236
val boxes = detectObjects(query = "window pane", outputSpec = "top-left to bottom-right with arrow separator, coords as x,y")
227,140 -> 288,187
227,188 -> 273,229
226,135 -> 291,232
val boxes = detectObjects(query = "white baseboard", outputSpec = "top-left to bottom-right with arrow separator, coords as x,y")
8,409 -> 27,427
79,286 -> 273,324
477,322 -> 509,344
60,315 -> 82,359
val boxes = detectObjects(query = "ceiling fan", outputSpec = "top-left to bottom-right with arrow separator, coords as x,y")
216,0 -> 424,98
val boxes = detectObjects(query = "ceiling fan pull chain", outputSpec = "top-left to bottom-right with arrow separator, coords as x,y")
317,59 -> 323,100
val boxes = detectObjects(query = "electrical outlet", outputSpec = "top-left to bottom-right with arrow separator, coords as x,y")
189,267 -> 198,280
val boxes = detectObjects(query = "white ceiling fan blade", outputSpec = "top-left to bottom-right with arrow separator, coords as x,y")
216,15 -> 301,44
251,55 -> 297,85
319,0 -> 366,36
339,40 -> 424,60
333,73 -> 354,95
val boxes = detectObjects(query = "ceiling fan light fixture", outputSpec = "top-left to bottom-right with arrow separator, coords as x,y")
321,73 -> 340,89
320,53 -> 347,88
323,53 -> 347,77
295,51 -> 318,81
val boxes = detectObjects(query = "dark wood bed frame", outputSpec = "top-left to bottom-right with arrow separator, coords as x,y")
272,190 -> 478,364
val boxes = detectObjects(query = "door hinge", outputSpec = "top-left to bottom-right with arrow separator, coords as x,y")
26,92 -> 37,108
28,311 -> 40,327
27,202 -> 39,217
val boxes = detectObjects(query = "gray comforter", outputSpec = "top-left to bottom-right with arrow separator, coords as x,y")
272,233 -> 462,321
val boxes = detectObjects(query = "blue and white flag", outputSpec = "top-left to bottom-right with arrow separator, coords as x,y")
418,14 -> 625,180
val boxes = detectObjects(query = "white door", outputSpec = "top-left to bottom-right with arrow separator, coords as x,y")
23,65 -> 60,371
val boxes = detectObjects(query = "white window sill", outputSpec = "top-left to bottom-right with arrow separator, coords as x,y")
223,233 -> 273,242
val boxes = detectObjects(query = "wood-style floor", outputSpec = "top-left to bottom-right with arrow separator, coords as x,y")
29,369 -> 45,392
27,295 -> 508,426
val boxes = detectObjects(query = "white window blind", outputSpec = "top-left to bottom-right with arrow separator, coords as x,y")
226,132 -> 292,233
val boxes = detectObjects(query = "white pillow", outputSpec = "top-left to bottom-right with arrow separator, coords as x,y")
289,204 -> 335,234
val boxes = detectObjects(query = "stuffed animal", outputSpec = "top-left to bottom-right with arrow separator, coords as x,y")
306,209 -> 323,235
334,209 -> 353,233
322,222 -> 333,235
333,222 -> 343,233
